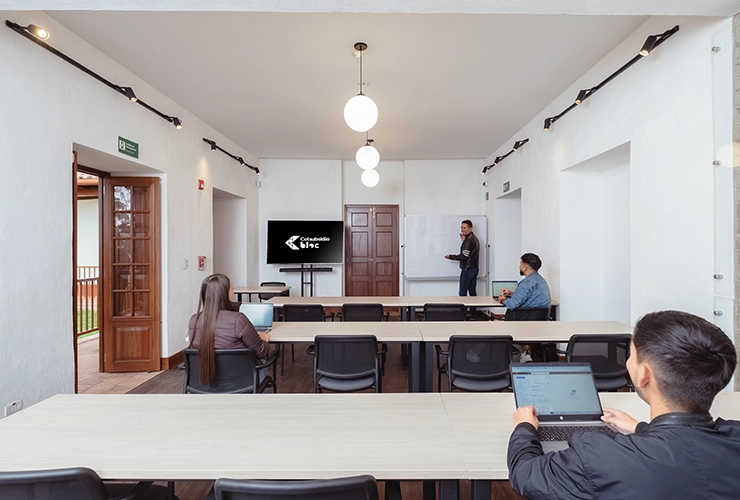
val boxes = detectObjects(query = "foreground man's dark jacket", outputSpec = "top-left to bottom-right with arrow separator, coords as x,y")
507,413 -> 740,500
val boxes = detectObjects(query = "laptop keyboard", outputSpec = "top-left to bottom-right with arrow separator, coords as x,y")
537,425 -> 616,442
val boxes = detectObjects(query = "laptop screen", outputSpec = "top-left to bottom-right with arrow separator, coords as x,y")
239,303 -> 274,329
492,281 -> 518,297
511,363 -> 604,421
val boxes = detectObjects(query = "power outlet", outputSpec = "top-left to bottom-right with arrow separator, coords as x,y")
4,399 -> 23,417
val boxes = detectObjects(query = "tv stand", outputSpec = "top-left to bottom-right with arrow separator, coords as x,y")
279,264 -> 333,297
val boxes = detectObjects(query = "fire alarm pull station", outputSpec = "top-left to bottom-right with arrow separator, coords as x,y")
198,179 -> 205,190
198,255 -> 206,270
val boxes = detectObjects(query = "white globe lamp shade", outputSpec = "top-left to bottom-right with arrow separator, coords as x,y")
356,144 -> 380,170
361,168 -> 380,188
344,94 -> 378,132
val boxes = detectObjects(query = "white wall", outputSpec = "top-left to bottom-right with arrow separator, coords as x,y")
492,189 -> 522,281
213,191 -> 248,286
77,199 -> 99,267
486,16 -> 724,323
258,158 -> 485,296
0,10 -> 258,413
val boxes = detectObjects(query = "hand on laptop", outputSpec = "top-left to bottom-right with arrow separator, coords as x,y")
500,288 -> 514,298
259,332 -> 271,343
513,406 -> 539,429
601,408 -> 638,434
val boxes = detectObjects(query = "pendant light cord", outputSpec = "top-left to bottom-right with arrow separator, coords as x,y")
359,48 -> 363,95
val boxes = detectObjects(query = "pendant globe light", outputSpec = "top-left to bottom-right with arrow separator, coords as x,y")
356,136 -> 380,170
344,42 -> 378,132
361,168 -> 380,188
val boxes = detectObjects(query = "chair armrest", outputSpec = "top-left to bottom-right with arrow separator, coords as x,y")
109,481 -> 155,500
256,348 -> 280,369
383,312 -> 390,322
434,344 -> 448,372
377,343 -> 388,355
325,312 -> 335,322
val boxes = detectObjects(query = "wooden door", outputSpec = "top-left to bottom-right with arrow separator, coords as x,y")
345,205 -> 399,296
101,177 -> 161,372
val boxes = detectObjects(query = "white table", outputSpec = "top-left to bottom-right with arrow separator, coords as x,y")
233,285 -> 291,303
441,392 -> 740,500
0,394 -> 465,500
418,320 -> 632,343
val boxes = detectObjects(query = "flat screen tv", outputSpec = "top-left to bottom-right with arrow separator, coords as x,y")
267,220 -> 344,265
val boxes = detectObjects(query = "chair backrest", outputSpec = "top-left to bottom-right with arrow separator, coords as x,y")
184,348 -> 261,394
423,303 -> 466,321
215,475 -> 379,500
448,335 -> 514,380
259,281 -> 287,302
0,467 -> 110,500
341,303 -> 384,322
283,304 -> 326,322
314,336 -> 378,379
504,307 -> 550,321
566,334 -> 631,378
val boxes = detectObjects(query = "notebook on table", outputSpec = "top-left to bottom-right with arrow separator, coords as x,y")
239,303 -> 274,333
511,362 -> 616,452
492,280 -> 518,298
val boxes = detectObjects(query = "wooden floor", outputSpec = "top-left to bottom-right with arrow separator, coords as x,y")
129,336 -> 524,500
77,334 -> 161,394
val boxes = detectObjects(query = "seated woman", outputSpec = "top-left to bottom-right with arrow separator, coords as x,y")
187,273 -> 270,386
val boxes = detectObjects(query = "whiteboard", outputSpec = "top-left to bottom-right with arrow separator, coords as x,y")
404,215 -> 487,279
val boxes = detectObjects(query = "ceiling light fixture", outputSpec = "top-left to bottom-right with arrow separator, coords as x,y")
356,135 -> 380,170
26,23 -> 49,40
543,25 -> 679,131
482,139 -> 529,173
202,137 -> 259,175
123,87 -> 138,102
344,42 -> 378,133
5,19 -> 182,129
361,168 -> 380,188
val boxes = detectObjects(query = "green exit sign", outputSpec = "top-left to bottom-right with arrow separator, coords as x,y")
118,136 -> 139,158
503,181 -> 510,193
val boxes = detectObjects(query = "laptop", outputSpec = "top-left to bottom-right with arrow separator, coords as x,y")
511,362 -> 616,452
492,280 -> 518,298
239,303 -> 274,333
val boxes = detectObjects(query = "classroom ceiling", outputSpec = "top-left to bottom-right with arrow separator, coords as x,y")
49,11 -> 658,160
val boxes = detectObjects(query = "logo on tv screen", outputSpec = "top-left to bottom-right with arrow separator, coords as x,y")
267,221 -> 344,264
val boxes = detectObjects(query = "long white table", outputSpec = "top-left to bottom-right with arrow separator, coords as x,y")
2,393 -> 738,500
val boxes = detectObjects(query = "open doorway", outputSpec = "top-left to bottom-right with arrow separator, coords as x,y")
493,188 -> 522,281
213,188 -> 248,286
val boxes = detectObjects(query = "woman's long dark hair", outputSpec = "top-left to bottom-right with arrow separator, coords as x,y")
191,274 -> 238,385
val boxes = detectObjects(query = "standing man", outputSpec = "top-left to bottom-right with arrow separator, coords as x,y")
508,310 -> 740,499
445,219 -> 480,296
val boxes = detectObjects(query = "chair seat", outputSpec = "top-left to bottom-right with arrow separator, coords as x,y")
317,374 -> 376,392
594,376 -> 630,391
449,375 -> 510,392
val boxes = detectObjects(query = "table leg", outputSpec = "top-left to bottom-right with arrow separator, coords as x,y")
423,481 -> 435,500
409,341 -> 433,392
168,481 -> 176,500
471,480 -> 491,500
439,480 -> 458,500
385,480 -> 402,500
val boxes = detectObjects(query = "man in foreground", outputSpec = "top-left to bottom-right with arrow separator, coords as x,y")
508,310 -> 740,499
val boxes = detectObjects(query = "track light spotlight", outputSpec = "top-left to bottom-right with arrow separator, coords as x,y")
255,168 -> 261,175
544,117 -> 553,130
26,24 -> 49,40
495,156 -> 504,164
639,35 -> 658,56
512,139 -> 529,151
172,117 -> 182,129
123,87 -> 137,102
575,90 -> 588,105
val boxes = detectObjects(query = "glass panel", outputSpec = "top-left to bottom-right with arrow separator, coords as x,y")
114,186 -> 132,211
114,213 -> 131,237
133,266 -> 149,290
133,239 -> 150,264
132,186 -> 150,212
113,292 -> 132,317
115,239 -> 131,264
134,292 -> 150,316
114,266 -> 131,291
133,213 -> 150,237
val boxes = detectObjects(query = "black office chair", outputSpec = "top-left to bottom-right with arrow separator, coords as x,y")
435,335 -> 514,392
340,304 -> 389,374
313,335 -> 386,393
282,304 -> 334,371
423,303 -> 467,321
566,334 -> 633,391
183,348 -> 278,394
258,281 -> 288,303
214,475 -> 379,500
0,467 -> 174,500
504,307 -> 553,361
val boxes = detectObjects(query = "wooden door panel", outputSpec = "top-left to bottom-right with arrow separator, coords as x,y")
102,177 -> 161,372
345,205 -> 399,296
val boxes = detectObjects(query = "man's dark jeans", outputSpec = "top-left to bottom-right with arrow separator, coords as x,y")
458,268 -> 479,296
